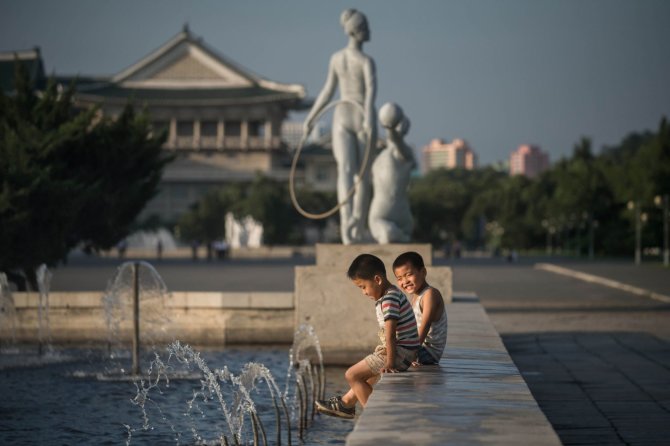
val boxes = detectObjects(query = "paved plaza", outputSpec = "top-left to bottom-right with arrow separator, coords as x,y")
451,259 -> 670,446
48,253 -> 670,445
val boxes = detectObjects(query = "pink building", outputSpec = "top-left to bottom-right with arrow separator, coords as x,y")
510,144 -> 550,178
422,138 -> 478,173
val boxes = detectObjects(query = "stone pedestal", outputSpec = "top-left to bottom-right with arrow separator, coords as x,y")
295,244 -> 452,365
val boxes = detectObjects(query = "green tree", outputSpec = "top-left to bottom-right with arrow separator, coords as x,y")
545,138 -> 615,255
625,117 -> 670,251
176,176 -> 335,248
176,184 -> 244,254
596,119 -> 669,255
243,175 -> 303,245
464,174 -> 540,251
409,168 -> 470,245
634,117 -> 670,202
0,61 -> 170,287
410,167 -> 506,247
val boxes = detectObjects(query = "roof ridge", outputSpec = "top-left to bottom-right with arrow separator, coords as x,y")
109,27 -> 304,97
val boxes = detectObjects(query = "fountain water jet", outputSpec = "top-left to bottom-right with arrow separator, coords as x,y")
239,362 -> 292,445
126,323 -> 328,445
35,264 -> 52,355
102,261 -> 172,375
286,324 -> 325,434
0,273 -> 17,349
129,341 -> 262,445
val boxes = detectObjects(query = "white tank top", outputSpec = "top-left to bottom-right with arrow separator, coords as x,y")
412,285 -> 448,361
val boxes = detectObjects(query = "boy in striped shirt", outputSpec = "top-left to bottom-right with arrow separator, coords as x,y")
315,254 -> 420,419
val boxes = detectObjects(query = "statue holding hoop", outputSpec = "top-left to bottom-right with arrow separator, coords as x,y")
302,8 -> 377,245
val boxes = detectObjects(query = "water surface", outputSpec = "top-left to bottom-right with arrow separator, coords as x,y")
0,345 -> 354,445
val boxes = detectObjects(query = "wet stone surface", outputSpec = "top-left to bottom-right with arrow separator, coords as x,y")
346,297 -> 562,446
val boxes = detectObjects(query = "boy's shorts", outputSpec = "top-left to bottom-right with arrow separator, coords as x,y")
364,344 -> 417,374
416,346 -> 440,365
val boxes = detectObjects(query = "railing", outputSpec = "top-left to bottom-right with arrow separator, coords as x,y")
164,136 -> 282,151
199,136 -> 218,149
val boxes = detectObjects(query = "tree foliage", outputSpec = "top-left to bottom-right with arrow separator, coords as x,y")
176,175 -> 336,247
409,167 -> 505,245
176,184 -> 244,245
0,61 -> 171,284
409,116 -> 669,257
175,116 -> 669,256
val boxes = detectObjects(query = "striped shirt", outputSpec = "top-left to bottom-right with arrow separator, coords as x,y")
375,286 -> 420,350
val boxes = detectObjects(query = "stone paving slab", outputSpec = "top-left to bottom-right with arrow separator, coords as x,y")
505,332 -> 670,445
346,296 -> 561,446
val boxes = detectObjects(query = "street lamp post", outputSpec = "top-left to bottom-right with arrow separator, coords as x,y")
576,223 -> 582,258
655,194 -> 669,267
542,219 -> 551,256
588,218 -> 598,261
569,214 -> 577,257
628,200 -> 642,265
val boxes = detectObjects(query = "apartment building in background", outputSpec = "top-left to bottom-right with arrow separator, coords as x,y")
509,144 -> 550,178
422,138 -> 478,173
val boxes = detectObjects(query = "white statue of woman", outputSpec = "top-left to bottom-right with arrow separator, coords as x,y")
369,102 -> 416,244
303,8 -> 377,244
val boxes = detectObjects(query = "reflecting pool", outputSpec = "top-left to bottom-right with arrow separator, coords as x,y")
0,346 -> 354,445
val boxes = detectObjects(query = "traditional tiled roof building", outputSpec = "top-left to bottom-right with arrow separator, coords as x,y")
0,47 -> 46,92
2,26 -> 310,222
72,26 -> 307,220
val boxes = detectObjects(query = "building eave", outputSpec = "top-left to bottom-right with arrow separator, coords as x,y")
73,91 -> 304,108
109,27 -> 305,98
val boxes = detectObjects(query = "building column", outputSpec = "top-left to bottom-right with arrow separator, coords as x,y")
217,120 -> 225,149
193,120 -> 201,150
241,120 -> 249,149
168,118 -> 177,148
264,120 -> 273,148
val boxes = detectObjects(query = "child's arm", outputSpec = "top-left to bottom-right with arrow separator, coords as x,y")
418,288 -> 445,345
381,318 -> 399,373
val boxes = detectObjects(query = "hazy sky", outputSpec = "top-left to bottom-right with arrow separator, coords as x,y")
1,0 -> 669,165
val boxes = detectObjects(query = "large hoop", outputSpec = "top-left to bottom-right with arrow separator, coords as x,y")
289,99 -> 373,220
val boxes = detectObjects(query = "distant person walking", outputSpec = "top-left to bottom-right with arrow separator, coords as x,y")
191,240 -> 199,261
117,239 -> 128,259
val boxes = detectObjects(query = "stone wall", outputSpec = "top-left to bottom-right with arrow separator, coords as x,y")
295,244 -> 452,364
1,292 -> 294,347
1,245 -> 454,364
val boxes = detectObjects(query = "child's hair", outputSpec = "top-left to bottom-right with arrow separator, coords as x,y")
392,251 -> 425,270
347,254 -> 386,280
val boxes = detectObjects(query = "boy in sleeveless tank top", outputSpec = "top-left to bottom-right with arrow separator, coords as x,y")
393,251 -> 448,365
